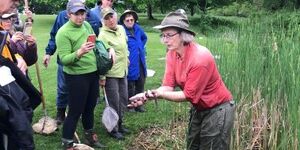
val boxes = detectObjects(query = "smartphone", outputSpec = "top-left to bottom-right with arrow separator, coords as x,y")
87,34 -> 96,43
23,22 -> 32,36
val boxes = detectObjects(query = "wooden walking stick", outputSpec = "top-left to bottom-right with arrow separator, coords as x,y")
27,0 -> 57,134
24,0 -> 29,12
32,58 -> 57,134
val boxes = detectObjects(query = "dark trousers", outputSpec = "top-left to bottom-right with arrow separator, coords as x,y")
105,77 -> 128,130
128,66 -> 146,103
56,63 -> 68,108
0,82 -> 34,150
62,72 -> 99,139
187,101 -> 235,150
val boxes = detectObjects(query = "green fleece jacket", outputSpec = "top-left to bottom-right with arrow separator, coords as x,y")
56,21 -> 97,75
98,25 -> 129,78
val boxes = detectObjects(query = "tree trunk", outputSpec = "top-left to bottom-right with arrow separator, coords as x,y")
189,2 -> 195,16
198,0 -> 207,14
147,2 -> 154,20
160,0 -> 164,14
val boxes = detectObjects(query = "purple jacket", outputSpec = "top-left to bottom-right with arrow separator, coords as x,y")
9,39 -> 37,66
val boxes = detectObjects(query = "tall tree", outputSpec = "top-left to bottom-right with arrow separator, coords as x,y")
198,0 -> 207,13
297,0 -> 300,9
125,0 -> 158,19
146,1 -> 154,19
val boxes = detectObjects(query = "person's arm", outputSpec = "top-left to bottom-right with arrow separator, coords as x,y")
56,32 -> 77,65
43,11 -> 67,67
45,15 -> 61,56
56,31 -> 95,65
154,86 -> 186,102
23,41 -> 37,66
10,34 -> 37,66
140,26 -> 147,46
87,10 -> 100,36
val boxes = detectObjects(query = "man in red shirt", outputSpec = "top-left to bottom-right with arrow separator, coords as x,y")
129,10 -> 235,150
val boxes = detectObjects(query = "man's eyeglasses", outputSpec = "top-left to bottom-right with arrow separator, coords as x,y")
160,32 -> 178,39
125,18 -> 134,23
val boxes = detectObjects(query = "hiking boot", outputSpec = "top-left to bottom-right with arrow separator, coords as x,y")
62,138 -> 74,150
84,129 -> 107,148
109,130 -> 125,140
119,125 -> 130,134
56,108 -> 66,125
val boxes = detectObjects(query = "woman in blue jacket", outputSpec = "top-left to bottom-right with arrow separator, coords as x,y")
120,10 -> 148,112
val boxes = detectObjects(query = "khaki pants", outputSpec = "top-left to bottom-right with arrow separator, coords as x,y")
187,101 -> 235,150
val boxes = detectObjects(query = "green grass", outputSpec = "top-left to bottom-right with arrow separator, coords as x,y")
26,11 -> 300,149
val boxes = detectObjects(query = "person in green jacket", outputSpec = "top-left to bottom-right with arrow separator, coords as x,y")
98,7 -> 129,140
56,0 -> 106,149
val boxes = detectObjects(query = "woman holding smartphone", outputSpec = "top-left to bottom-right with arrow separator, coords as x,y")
56,0 -> 107,149
0,12 -> 37,74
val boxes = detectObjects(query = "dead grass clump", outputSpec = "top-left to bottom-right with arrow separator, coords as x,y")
127,119 -> 187,150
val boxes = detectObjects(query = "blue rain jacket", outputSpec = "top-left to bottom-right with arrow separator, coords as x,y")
123,24 -> 148,81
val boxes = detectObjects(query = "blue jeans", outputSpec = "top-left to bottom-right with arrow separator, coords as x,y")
56,63 -> 68,108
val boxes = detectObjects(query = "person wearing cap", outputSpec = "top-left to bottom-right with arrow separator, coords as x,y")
98,7 -> 129,140
56,0 -> 106,149
0,12 -> 37,76
91,0 -> 114,21
1,13 -> 38,67
128,10 -> 235,150
43,0 -> 100,126
120,10 -> 148,113
0,0 -> 37,149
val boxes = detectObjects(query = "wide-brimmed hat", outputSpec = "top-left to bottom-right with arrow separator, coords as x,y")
67,0 -> 86,13
154,10 -> 195,36
120,10 -> 138,24
101,7 -> 115,20
0,13 -> 16,19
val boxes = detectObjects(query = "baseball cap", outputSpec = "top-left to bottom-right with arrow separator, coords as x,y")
67,0 -> 86,13
101,7 -> 115,20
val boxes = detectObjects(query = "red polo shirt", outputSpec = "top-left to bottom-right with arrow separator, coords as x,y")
162,42 -> 232,110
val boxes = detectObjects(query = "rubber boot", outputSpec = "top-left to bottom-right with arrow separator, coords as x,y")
62,138 -> 74,150
84,129 -> 107,148
56,107 -> 66,125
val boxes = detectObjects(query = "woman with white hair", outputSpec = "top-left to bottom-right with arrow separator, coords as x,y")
129,10 -> 235,150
